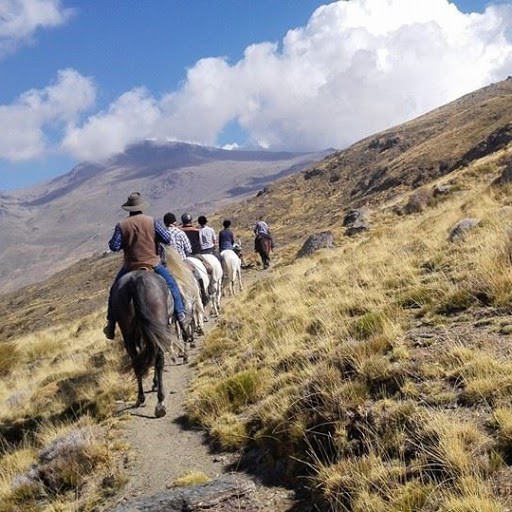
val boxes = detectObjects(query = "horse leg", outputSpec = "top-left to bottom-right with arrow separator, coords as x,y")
181,333 -> 189,363
154,350 -> 167,418
237,268 -> 243,292
151,368 -> 158,392
135,376 -> 145,407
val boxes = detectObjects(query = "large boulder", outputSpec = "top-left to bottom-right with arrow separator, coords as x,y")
112,474 -> 256,512
448,218 -> 481,242
343,208 -> 371,236
296,231 -> 334,258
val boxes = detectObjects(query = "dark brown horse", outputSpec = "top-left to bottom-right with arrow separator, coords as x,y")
255,234 -> 273,269
111,270 -> 174,417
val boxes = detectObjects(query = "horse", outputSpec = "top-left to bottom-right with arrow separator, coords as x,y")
255,234 -> 273,269
111,269 -> 178,418
220,249 -> 243,296
200,254 -> 223,315
186,255 -> 223,318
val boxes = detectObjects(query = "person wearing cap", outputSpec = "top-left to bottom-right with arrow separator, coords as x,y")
103,192 -> 189,340
180,212 -> 202,255
198,215 -> 216,255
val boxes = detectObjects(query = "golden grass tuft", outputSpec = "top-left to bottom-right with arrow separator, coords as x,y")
0,312 -> 129,511
171,471 -> 210,487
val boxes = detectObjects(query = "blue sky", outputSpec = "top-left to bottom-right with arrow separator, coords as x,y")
1,0 -> 511,191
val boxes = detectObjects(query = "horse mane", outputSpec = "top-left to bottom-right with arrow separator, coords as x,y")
165,247 -> 198,299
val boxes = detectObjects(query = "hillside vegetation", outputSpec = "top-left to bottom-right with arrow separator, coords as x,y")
187,147 -> 512,510
1,79 -> 512,511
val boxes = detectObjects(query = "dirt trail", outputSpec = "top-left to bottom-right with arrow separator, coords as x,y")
111,349 -> 225,500
104,268 -> 299,511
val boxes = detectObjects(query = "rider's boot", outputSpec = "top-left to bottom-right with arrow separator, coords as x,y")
177,312 -> 192,342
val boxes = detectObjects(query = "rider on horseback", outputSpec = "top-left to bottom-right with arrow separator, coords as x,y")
198,215 -> 217,255
161,212 -> 192,261
253,215 -> 274,269
220,219 -> 246,266
180,212 -> 215,300
103,193 -> 190,340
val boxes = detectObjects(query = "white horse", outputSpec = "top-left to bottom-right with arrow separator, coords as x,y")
186,255 -> 223,317
220,249 -> 243,296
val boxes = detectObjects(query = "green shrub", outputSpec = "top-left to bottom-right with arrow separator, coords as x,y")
349,312 -> 386,340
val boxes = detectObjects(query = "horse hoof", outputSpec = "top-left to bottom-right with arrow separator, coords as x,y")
155,404 -> 166,418
182,354 -> 189,363
135,399 -> 145,408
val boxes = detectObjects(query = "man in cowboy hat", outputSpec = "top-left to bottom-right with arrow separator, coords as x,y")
103,192 -> 190,340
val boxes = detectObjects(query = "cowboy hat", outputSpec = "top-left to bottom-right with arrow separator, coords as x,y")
121,192 -> 150,212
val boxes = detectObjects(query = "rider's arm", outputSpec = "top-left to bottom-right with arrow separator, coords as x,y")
108,224 -> 123,252
154,220 -> 171,245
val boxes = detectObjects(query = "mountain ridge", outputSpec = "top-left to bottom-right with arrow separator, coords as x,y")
0,143 -> 328,292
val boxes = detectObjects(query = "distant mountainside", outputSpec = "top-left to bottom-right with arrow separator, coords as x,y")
214,78 -> 512,248
0,143 -> 329,292
2,79 -> 511,295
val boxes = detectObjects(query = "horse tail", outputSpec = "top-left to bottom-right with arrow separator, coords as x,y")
131,273 -> 172,380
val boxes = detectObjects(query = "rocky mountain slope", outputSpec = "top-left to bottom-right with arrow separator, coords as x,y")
0,142 -> 328,292
2,79 -> 511,345
2,78 -> 512,512
213,78 -> 512,250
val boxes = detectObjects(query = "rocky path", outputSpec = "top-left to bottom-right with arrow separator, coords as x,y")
103,274 -> 302,511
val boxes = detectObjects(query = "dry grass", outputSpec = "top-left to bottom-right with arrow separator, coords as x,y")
0,118 -> 511,509
0,311 -> 130,511
186,148 -> 512,509
171,471 -> 210,487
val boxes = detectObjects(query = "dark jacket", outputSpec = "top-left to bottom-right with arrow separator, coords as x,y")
181,224 -> 202,254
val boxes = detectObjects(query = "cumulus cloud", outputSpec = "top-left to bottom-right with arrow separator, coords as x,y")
61,88 -> 161,160
162,0 -> 512,151
2,0 -> 512,164
0,0 -> 73,57
0,69 -> 95,160
60,0 -> 512,160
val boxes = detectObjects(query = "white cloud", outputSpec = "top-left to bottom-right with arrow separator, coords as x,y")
0,69 -> 95,160
2,0 -> 512,165
61,88 -> 160,160
63,0 -> 512,159
0,0 -> 73,57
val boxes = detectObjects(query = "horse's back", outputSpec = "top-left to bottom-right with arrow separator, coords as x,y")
201,254 -> 223,280
113,270 -> 169,324
220,250 -> 240,274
